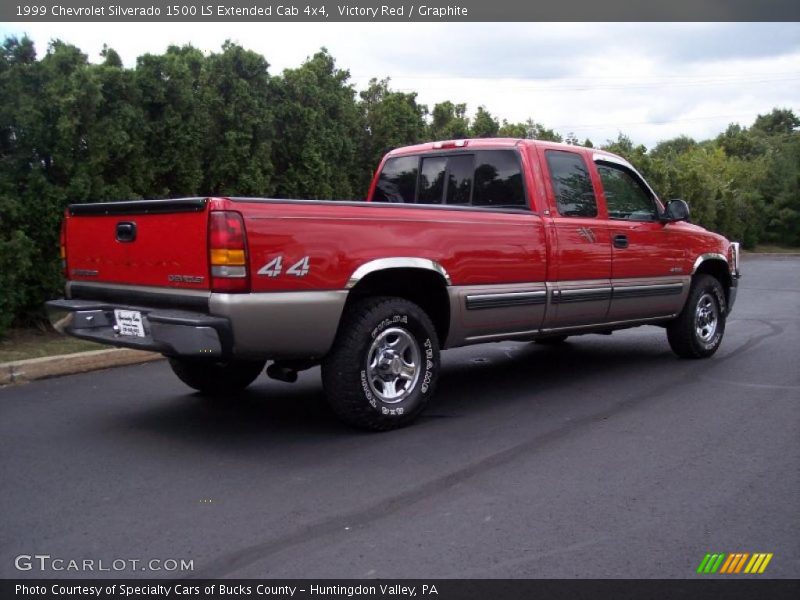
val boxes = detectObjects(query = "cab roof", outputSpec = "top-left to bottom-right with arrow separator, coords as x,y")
385,138 -> 628,167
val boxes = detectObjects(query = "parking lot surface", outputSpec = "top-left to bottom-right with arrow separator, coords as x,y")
2,255 -> 798,578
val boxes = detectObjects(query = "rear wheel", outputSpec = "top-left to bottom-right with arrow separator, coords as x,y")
322,296 -> 440,431
667,274 -> 726,358
168,357 -> 265,395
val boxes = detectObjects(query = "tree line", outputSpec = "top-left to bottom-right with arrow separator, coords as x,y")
1,36 -> 798,335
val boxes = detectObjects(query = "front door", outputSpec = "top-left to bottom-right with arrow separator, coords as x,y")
594,160 -> 689,321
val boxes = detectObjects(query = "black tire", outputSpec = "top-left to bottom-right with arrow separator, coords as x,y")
667,274 -> 727,359
168,357 -> 265,395
321,296 -> 440,431
534,335 -> 569,345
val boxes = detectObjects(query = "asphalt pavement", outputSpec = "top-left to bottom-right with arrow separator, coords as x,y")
2,255 -> 798,579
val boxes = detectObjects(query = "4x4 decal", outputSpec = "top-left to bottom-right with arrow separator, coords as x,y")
257,256 -> 310,278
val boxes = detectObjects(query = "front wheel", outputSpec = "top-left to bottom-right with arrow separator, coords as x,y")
666,274 -> 727,358
321,297 -> 440,431
168,357 -> 265,395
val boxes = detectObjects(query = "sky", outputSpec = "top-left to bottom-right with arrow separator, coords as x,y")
2,22 -> 799,149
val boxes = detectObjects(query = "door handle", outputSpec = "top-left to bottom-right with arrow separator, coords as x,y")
613,234 -> 628,249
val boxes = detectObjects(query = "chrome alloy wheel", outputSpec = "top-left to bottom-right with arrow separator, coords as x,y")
366,327 -> 421,403
694,292 -> 719,343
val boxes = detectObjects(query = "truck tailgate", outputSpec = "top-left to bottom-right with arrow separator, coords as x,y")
65,198 -> 210,291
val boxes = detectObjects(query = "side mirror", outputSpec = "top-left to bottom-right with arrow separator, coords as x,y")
662,199 -> 691,222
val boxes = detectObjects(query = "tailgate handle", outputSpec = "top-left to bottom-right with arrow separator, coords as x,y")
116,221 -> 137,243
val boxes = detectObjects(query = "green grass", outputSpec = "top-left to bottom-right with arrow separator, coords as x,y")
0,328 -> 104,363
747,245 -> 800,254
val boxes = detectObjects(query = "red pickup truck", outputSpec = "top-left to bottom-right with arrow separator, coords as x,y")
47,138 -> 740,430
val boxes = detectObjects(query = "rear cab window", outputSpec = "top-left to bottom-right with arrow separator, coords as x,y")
372,149 -> 528,210
372,156 -> 418,203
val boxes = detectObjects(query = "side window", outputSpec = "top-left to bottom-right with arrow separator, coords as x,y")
473,150 -> 526,208
545,150 -> 597,217
597,164 -> 658,221
446,154 -> 473,205
419,157 -> 447,204
374,150 -> 527,209
373,156 -> 417,203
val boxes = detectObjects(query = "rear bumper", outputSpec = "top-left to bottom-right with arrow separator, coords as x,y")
45,298 -> 231,358
47,283 -> 348,360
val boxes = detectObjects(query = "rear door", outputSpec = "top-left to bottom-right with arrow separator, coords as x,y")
539,148 -> 612,328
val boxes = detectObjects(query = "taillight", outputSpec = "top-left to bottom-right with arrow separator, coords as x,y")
60,216 -> 67,277
208,211 -> 250,293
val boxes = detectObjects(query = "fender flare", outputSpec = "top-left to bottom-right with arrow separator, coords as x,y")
692,253 -> 728,275
346,257 -> 452,289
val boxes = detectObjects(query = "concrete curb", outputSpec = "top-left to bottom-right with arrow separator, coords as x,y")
0,348 -> 163,386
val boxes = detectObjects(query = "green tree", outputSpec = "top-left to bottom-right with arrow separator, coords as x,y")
272,49 -> 361,199
525,119 -> 562,142
0,37 -> 41,332
90,46 -> 148,200
470,106 -> 499,138
716,123 -> 764,159
428,101 -> 470,140
752,107 -> 800,136
201,41 -> 275,196
359,78 -> 427,188
136,45 -> 207,197
761,132 -> 800,245
497,118 -> 562,142
651,135 -> 696,158
1,40 -> 102,327
498,120 -> 527,138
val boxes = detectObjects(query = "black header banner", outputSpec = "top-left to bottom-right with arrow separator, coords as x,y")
5,0 -> 800,22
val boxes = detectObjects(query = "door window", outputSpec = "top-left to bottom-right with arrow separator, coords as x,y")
597,164 -> 658,221
545,150 -> 598,217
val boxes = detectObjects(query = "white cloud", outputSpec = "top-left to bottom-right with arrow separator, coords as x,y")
1,21 -> 798,148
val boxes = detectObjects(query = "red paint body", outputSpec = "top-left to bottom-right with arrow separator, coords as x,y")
63,139 -> 733,293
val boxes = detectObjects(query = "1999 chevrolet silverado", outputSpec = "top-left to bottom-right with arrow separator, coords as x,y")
47,139 -> 741,430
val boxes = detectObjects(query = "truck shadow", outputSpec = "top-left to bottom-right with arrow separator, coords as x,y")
121,331 -> 675,445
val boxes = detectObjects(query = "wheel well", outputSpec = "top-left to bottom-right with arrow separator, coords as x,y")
346,268 -> 451,345
694,258 -> 732,306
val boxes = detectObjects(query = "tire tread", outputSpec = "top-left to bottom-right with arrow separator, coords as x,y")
322,296 -> 439,431
667,274 -> 726,359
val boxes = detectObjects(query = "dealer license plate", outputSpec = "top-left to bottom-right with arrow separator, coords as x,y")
114,309 -> 145,338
